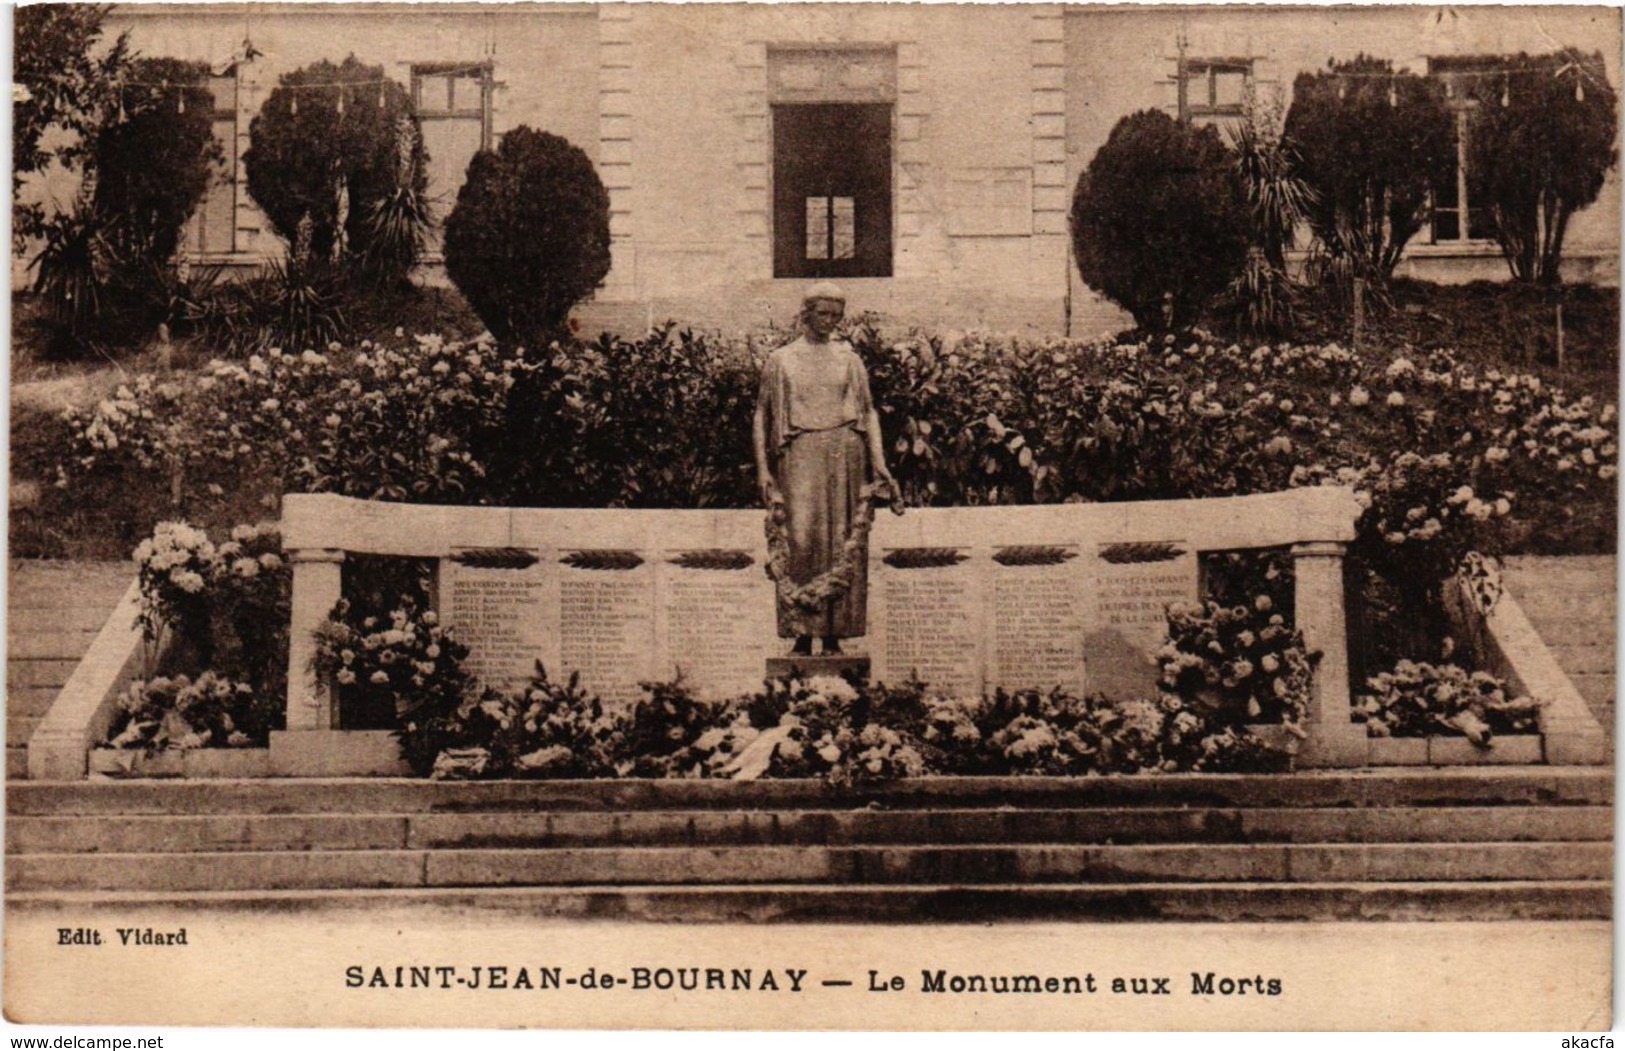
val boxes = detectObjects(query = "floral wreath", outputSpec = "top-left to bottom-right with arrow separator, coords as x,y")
764,480 -> 900,610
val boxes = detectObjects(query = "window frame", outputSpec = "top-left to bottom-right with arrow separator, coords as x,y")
766,45 -> 898,281
410,61 -> 495,259
769,101 -> 895,280
1425,59 -> 1499,247
410,61 -> 494,150
1184,58 -> 1253,117
186,65 -> 240,258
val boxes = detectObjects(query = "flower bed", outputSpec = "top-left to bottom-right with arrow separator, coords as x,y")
50,324 -> 1615,544
306,587 -> 1316,781
76,319 -> 1605,773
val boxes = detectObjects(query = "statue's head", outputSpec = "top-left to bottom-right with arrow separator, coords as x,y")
800,281 -> 846,339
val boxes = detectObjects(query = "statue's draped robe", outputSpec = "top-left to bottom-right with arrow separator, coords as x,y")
758,338 -> 874,638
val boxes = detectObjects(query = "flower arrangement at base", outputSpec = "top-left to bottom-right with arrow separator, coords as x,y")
133,521 -> 220,660
1158,597 -> 1315,728
118,520 -> 291,747
504,666 -> 625,779
311,595 -> 475,775
1147,691 -> 1293,773
975,688 -> 1163,776
1355,660 -> 1543,746
733,674 -> 867,780
1151,596 -> 1315,771
415,665 -> 626,781
104,672 -> 260,752
618,676 -> 736,778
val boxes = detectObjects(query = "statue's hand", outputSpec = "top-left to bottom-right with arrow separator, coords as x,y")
759,475 -> 779,507
877,471 -> 904,515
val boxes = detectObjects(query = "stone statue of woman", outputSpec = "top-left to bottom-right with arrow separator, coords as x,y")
753,283 -> 899,657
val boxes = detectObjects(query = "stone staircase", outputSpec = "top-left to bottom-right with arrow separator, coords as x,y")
1502,555 -> 1616,746
6,771 -> 1610,921
7,562 -> 135,780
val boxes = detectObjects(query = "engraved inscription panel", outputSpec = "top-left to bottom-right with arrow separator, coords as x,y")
876,560 -> 982,697
1087,544 -> 1199,701
662,563 -> 773,701
557,566 -> 655,707
989,553 -> 1086,693
443,560 -> 548,693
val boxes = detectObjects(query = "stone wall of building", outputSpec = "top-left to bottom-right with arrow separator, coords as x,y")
13,4 -> 1619,332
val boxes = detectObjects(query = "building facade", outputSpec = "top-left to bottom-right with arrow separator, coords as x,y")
16,3 -> 1622,336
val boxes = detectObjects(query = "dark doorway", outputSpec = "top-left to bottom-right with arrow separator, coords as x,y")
772,103 -> 893,278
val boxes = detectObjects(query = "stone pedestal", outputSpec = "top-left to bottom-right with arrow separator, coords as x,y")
765,654 -> 872,683
284,548 -> 344,731
1291,541 -> 1366,768
268,730 -> 409,776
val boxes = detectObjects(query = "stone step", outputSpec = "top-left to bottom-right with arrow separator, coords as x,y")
1550,644 -> 1618,675
6,605 -> 128,639
9,814 -> 413,855
10,769 -> 1612,816
10,806 -> 1611,855
1508,600 -> 1618,631
1569,671 -> 1618,710
7,659 -> 82,692
7,747 -> 28,781
9,880 -> 1609,922
8,685 -> 62,722
8,629 -> 104,661
1509,572 -> 1617,595
7,561 -> 134,608
6,842 -> 1609,893
6,714 -> 42,749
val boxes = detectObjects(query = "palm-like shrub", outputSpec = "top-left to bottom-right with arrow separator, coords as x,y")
442,126 -> 611,347
1070,110 -> 1250,332
243,56 -> 428,284
28,202 -> 115,351
1284,56 -> 1455,286
1225,84 -> 1315,335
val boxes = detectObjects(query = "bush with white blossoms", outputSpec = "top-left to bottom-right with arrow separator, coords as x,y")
122,520 -> 290,746
1355,659 -> 1543,746
104,672 -> 261,752
1351,451 -> 1515,603
48,325 -> 1612,549
133,521 -> 219,652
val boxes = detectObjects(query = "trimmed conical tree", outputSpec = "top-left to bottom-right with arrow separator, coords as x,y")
442,126 -> 611,348
1071,109 -> 1250,332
